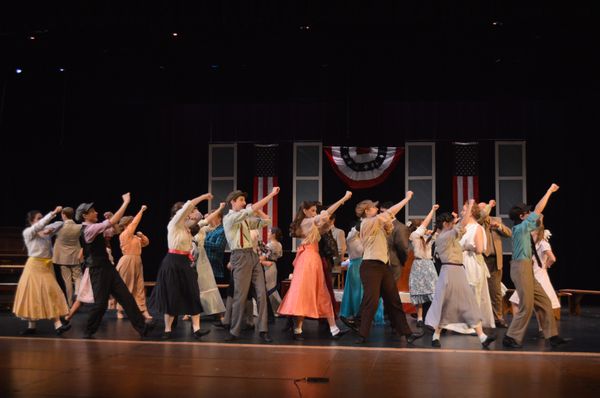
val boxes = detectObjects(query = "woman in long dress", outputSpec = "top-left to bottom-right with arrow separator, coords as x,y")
116,205 -> 152,320
408,204 -> 439,327
425,200 -> 496,349
444,202 -> 495,334
278,191 -> 352,340
194,203 -> 227,317
13,207 -> 71,335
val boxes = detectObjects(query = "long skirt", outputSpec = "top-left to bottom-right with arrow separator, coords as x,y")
278,243 -> 334,319
340,257 -> 384,324
149,253 -> 203,316
197,254 -> 226,315
13,257 -> 69,320
409,258 -> 438,305
264,262 -> 282,314
425,264 -> 483,330
116,254 -> 147,312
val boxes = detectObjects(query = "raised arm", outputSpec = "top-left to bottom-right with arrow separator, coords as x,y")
461,200 -> 475,228
534,183 -> 559,215
251,187 -> 280,212
325,191 -> 353,215
420,204 -> 439,229
109,193 -> 131,225
385,191 -> 413,218
126,205 -> 147,235
203,202 -> 226,226
172,193 -> 213,225
24,206 -> 62,240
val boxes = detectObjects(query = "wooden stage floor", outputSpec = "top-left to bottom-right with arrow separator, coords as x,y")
1,307 -> 600,397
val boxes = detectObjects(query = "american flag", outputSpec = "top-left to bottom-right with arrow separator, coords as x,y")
453,142 -> 479,212
254,144 -> 278,241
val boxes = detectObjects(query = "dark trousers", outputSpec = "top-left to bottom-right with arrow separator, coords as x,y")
359,260 -> 412,338
484,255 -> 504,321
87,266 -> 145,335
321,257 -> 338,318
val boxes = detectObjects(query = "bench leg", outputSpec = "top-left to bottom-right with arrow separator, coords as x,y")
568,294 -> 583,316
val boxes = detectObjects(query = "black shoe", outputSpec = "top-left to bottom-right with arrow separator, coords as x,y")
407,331 -> 424,344
502,335 -> 523,349
20,328 -> 36,336
331,329 -> 349,340
431,339 -> 441,348
549,335 -> 571,348
55,323 -> 71,336
60,317 -> 70,326
193,329 -> 211,339
340,317 -> 360,333
293,333 -> 305,341
213,321 -> 230,329
416,320 -> 424,328
495,319 -> 509,328
140,320 -> 156,338
259,332 -> 273,343
224,333 -> 238,342
161,331 -> 172,340
482,335 -> 497,348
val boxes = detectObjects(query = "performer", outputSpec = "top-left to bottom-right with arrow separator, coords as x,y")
278,191 -> 352,341
115,205 -> 152,320
259,226 -> 284,317
13,207 -> 71,336
77,193 -> 153,339
408,204 -> 439,327
503,183 -> 569,348
150,193 -> 213,340
424,200 -> 496,349
354,192 -> 421,344
51,207 -> 83,308
194,203 -> 227,317
222,187 -> 280,343
509,217 -> 560,335
478,200 -> 512,328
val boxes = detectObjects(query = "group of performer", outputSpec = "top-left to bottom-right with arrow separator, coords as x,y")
11,182 -> 569,348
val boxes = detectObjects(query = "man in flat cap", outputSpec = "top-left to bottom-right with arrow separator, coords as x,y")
77,193 -> 153,339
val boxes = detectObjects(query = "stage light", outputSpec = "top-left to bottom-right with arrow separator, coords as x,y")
492,21 -> 503,27
299,25 -> 311,30
59,68 -> 65,72
16,68 -> 22,74
172,32 -> 179,37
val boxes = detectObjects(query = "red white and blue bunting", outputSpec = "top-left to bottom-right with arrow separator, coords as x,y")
324,146 -> 404,189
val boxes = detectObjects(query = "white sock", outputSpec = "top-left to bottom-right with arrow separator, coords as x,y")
478,333 -> 488,343
330,326 -> 340,336
432,332 -> 441,341
54,320 -> 62,329
417,317 -> 423,322
28,321 -> 36,329
294,327 -> 302,334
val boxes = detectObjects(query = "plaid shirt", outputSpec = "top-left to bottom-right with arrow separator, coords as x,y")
204,225 -> 227,279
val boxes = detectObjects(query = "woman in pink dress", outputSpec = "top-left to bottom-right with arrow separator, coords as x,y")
278,191 -> 352,340
116,205 -> 151,320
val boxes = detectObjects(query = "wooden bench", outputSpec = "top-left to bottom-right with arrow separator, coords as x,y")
0,282 -> 18,309
558,289 -> 600,316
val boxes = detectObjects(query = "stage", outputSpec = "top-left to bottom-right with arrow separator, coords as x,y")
1,307 -> 600,397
